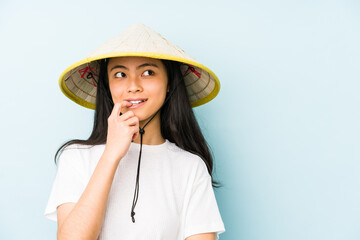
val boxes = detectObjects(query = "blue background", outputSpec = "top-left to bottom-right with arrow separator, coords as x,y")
0,0 -> 359,239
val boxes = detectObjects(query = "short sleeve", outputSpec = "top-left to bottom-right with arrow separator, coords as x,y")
44,147 -> 87,222
184,173 -> 226,239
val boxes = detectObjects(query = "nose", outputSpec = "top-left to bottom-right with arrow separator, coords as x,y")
127,76 -> 143,93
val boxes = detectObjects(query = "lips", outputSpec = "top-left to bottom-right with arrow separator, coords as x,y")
125,98 -> 148,109
128,99 -> 147,104
125,98 -> 147,102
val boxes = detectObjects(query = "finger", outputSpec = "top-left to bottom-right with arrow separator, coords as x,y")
130,126 -> 139,140
110,102 -> 122,118
118,101 -> 133,116
119,110 -> 135,121
133,122 -> 140,140
125,116 -> 139,127
132,131 -> 139,141
128,118 -> 139,140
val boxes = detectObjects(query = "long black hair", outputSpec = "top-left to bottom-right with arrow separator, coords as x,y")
54,58 -> 222,188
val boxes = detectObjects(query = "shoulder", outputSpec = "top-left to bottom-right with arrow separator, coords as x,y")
60,143 -> 104,156
165,140 -> 210,179
61,142 -> 102,151
57,143 -> 105,170
166,141 -> 203,163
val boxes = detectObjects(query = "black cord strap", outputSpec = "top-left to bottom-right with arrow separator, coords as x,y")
129,78 -> 182,223
129,101 -> 165,223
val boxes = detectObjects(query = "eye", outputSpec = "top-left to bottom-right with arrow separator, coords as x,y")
142,70 -> 154,76
115,72 -> 126,78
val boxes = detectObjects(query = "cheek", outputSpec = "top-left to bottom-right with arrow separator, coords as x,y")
109,82 -> 124,100
147,81 -> 167,98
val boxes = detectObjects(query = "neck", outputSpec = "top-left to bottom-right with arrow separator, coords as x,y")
132,112 -> 165,145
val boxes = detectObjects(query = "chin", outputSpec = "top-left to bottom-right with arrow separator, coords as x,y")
123,98 -> 164,122
139,108 -> 162,123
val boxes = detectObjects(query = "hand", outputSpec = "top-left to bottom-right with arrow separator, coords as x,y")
104,101 -> 139,163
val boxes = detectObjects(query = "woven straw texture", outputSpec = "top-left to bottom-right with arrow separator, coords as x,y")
60,23 -> 220,109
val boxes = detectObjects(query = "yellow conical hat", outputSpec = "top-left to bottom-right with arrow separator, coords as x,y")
59,23 -> 220,109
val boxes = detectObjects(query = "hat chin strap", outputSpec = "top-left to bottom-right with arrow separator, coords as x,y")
130,81 -> 181,223
130,106 -> 159,223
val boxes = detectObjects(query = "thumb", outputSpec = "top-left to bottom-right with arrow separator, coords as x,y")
132,131 -> 139,141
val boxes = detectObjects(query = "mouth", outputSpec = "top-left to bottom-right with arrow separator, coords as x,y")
126,99 -> 148,109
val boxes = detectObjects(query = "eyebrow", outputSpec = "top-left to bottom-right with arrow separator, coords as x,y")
109,63 -> 159,72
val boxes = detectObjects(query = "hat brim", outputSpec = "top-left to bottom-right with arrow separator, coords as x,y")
59,52 -> 220,109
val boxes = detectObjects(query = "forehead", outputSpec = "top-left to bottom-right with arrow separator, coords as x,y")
107,56 -> 163,67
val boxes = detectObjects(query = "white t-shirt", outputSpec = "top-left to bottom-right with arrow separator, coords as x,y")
44,139 -> 225,239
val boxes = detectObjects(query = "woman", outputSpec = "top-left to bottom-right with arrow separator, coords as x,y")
44,23 -> 226,240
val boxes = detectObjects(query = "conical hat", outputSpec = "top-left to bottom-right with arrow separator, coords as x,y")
59,23 -> 220,109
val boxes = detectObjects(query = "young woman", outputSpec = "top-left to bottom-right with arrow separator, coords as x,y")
44,23 -> 226,240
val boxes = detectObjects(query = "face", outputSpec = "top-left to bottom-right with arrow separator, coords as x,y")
107,56 -> 168,122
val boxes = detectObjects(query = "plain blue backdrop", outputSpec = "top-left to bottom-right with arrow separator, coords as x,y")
0,0 -> 359,239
